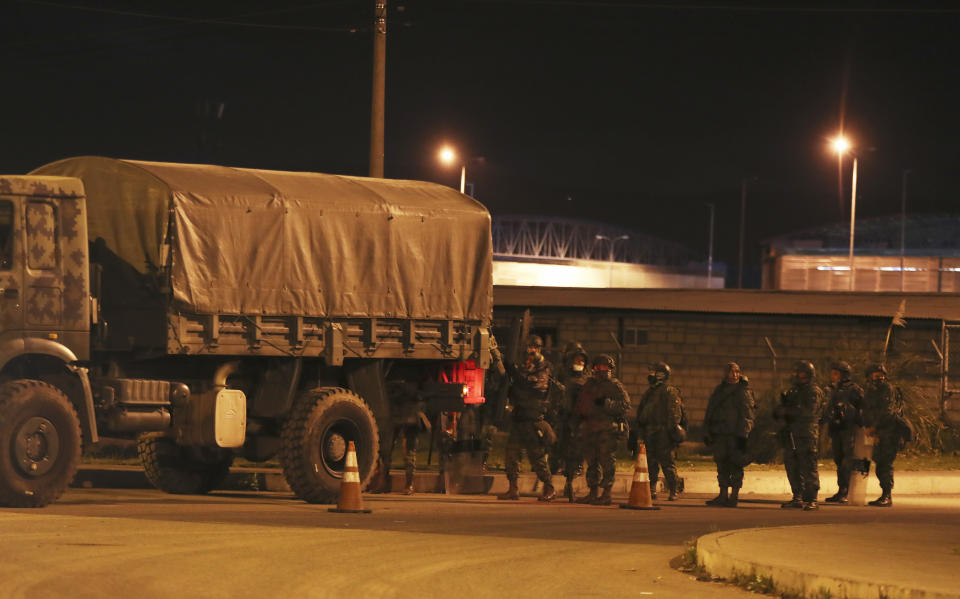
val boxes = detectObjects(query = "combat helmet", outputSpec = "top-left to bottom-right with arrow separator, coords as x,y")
794,360 -> 815,379
524,334 -> 543,349
593,354 -> 616,370
866,363 -> 888,376
651,361 -> 671,377
563,341 -> 588,363
831,361 -> 852,378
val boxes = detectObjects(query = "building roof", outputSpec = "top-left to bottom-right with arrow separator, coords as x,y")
766,214 -> 960,254
494,285 -> 960,321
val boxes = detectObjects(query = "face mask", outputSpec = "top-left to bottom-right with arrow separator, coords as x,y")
572,364 -> 584,372
648,374 -> 658,385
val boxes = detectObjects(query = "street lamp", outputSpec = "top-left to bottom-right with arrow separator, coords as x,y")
438,145 -> 466,194
595,234 -> 629,287
738,176 -> 758,289
706,203 -> 715,289
832,135 -> 858,291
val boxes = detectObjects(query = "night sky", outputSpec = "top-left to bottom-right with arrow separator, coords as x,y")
3,1 -> 960,285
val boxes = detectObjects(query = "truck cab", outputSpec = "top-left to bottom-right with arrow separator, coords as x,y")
0,176 -> 96,507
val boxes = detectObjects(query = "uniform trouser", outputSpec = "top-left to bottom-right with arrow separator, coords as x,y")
873,430 -> 898,492
504,420 -> 552,484
644,431 -> 678,493
582,429 -> 618,489
548,420 -> 565,474
563,428 -> 584,480
380,424 -> 419,478
711,434 -> 745,489
830,429 -> 856,490
782,436 -> 820,502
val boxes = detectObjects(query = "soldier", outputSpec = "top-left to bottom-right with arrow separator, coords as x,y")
573,354 -> 630,505
374,381 -> 428,495
822,361 -> 864,504
555,342 -> 590,501
775,361 -> 825,511
636,362 -> 685,501
497,334 -> 556,502
703,362 -> 755,508
862,364 -> 901,507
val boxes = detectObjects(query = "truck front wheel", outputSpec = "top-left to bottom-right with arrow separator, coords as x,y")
0,380 -> 82,508
280,387 -> 379,504
138,434 -> 234,495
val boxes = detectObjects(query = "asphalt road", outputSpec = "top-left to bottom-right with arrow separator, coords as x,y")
0,489 -> 956,599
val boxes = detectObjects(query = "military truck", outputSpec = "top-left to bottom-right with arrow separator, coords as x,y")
0,157 -> 492,507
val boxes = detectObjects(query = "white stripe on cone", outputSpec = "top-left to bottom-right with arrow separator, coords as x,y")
343,471 -> 360,483
633,471 -> 649,482
346,450 -> 358,469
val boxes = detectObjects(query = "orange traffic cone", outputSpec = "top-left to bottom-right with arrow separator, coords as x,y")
619,442 -> 660,511
329,441 -> 372,514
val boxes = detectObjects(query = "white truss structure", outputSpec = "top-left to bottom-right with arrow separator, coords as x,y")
491,215 -> 697,266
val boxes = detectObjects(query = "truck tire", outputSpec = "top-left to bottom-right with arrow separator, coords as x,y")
280,387 -> 380,504
138,434 -> 234,495
0,380 -> 82,508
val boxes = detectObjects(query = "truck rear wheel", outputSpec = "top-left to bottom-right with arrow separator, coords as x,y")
280,387 -> 379,504
0,380 -> 82,508
138,434 -> 234,495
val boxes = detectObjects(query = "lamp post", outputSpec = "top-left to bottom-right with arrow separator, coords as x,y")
438,146 -> 465,193
832,136 -> 857,291
738,176 -> 758,289
706,203 -> 715,289
900,169 -> 912,291
595,233 -> 629,287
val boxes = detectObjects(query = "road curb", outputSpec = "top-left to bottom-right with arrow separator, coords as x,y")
74,465 -> 960,496
696,525 -> 960,599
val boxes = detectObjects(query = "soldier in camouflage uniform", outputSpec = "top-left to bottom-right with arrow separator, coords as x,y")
862,364 -> 901,507
497,334 -> 556,502
572,354 -> 630,505
374,381 -> 427,495
822,361 -> 864,504
636,362 -> 684,501
555,342 -> 590,501
703,362 -> 755,508
775,361 -> 825,511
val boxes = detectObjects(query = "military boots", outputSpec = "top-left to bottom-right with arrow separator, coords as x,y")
868,491 -> 892,507
498,481 -> 520,500
706,486 -> 728,507
780,496 -> 803,509
592,486 -> 612,506
403,471 -> 415,496
726,486 -> 740,508
563,479 -> 575,503
538,482 -> 557,502
825,488 -> 848,504
372,465 -> 393,494
576,486 -> 598,504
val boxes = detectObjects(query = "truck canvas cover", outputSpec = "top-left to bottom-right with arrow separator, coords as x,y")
33,157 -> 493,322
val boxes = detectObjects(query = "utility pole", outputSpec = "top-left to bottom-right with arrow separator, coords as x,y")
369,0 -> 386,178
706,203 -> 715,289
900,169 -> 912,291
738,176 -> 757,289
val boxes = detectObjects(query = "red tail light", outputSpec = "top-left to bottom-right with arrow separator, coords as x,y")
441,360 -> 486,405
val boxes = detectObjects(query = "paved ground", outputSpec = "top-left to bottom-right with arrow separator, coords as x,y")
1,487 -> 957,599
698,521 -> 960,599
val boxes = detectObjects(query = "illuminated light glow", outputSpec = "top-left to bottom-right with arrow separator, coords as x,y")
832,135 -> 851,155
438,146 -> 457,165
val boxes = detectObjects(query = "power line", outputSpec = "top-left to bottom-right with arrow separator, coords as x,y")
467,0 -> 960,14
15,0 -> 366,32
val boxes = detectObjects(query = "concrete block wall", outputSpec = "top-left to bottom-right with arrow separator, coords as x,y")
495,308 -> 942,430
